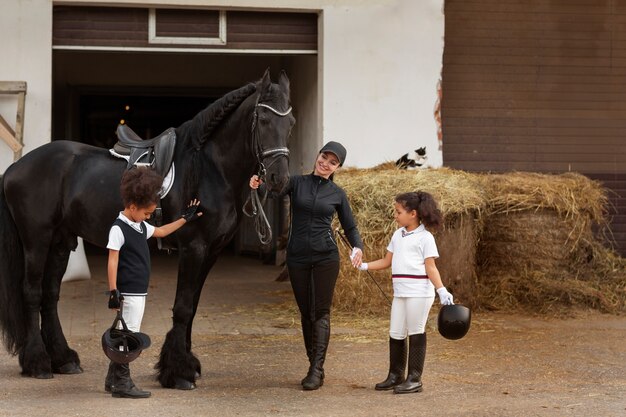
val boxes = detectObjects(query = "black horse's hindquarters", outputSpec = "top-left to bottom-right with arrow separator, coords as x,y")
0,70 -> 293,385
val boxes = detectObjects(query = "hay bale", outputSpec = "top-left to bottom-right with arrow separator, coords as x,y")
332,167 -> 485,314
475,172 -> 626,313
331,167 -> 626,315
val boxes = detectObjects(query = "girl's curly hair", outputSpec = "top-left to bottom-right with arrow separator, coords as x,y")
120,167 -> 163,208
395,191 -> 443,230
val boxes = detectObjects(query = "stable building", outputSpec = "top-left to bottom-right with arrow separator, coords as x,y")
2,0 -> 626,255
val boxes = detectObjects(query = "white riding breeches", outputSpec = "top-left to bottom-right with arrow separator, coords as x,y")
389,296 -> 435,340
119,295 -> 146,333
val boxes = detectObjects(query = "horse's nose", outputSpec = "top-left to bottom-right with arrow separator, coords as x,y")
270,172 -> 289,191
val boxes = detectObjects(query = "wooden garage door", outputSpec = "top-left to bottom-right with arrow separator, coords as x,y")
53,6 -> 317,53
442,0 -> 626,254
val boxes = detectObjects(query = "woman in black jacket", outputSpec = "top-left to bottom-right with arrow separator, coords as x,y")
250,141 -> 363,390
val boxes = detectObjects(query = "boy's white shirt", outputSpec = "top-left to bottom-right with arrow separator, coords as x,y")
106,212 -> 155,251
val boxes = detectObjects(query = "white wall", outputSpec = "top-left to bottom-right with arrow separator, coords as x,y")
321,1 -> 444,168
0,0 -> 52,173
2,0 -> 445,171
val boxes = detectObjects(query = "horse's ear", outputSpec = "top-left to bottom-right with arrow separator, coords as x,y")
260,68 -> 271,92
279,70 -> 290,96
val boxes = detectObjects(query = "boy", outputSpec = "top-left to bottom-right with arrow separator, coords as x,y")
105,167 -> 201,398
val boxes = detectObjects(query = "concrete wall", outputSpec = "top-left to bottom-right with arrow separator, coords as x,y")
2,0 -> 444,172
320,1 -> 444,168
0,0 -> 52,172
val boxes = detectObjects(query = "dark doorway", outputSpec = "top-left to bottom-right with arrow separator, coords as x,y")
77,93 -> 225,149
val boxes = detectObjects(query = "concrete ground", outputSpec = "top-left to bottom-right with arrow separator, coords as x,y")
1,253 -> 625,417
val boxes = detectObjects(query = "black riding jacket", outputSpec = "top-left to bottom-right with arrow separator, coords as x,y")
276,174 -> 363,265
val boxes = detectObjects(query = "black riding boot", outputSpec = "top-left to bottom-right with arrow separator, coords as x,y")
104,361 -> 115,392
301,314 -> 330,391
300,317 -> 314,385
393,333 -> 426,394
375,337 -> 407,390
111,363 -> 151,398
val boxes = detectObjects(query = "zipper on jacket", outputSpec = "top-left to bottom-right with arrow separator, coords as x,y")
327,230 -> 337,246
307,177 -> 322,262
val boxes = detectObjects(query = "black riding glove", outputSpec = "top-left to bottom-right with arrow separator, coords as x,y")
108,289 -> 123,309
181,200 -> 202,222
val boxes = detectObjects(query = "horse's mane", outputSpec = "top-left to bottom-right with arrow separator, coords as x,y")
176,82 -> 257,199
178,82 -> 257,150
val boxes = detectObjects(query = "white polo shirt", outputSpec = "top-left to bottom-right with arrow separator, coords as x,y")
387,224 -> 439,297
107,212 -> 155,250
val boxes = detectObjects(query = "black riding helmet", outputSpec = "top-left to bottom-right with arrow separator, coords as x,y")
102,312 -> 151,364
437,304 -> 471,340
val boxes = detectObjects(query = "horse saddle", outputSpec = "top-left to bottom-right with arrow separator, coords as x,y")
112,124 -> 176,179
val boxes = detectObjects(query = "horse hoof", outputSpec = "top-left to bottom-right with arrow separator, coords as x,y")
54,362 -> 83,374
174,378 -> 196,390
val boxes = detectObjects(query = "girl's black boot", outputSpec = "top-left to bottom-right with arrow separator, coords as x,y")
375,337 -> 407,390
393,333 -> 426,394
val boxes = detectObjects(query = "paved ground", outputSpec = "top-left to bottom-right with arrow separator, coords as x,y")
1,253 -> 625,417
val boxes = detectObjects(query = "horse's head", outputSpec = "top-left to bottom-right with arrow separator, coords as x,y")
252,69 -> 294,194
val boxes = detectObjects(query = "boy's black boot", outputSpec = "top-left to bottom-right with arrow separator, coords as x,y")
301,314 -> 330,391
111,363 -> 151,399
104,361 -> 115,392
393,333 -> 426,394
375,337 -> 407,390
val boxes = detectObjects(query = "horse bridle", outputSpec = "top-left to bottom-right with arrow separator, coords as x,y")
244,97 -> 292,245
251,100 -> 292,178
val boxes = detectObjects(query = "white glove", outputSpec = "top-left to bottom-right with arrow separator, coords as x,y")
358,262 -> 369,271
349,247 -> 361,260
437,287 -> 454,305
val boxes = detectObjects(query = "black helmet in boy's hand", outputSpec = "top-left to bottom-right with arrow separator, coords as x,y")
101,312 -> 151,364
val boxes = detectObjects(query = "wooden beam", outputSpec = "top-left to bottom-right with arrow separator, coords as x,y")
14,91 -> 26,160
0,114 -> 23,153
0,81 -> 27,94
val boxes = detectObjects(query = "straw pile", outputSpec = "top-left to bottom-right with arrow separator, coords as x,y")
474,172 -> 626,313
332,166 -> 626,315
332,166 -> 485,315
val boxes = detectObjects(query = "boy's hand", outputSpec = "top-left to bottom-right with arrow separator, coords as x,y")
108,289 -> 123,309
182,199 -> 203,222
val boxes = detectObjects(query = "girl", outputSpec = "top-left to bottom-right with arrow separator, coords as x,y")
357,191 -> 453,394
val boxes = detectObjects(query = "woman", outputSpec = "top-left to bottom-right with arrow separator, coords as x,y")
250,141 -> 363,390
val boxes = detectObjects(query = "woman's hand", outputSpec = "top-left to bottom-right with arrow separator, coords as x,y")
350,247 -> 363,268
249,175 -> 263,189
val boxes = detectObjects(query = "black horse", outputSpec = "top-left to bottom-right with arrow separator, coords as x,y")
0,70 -> 294,389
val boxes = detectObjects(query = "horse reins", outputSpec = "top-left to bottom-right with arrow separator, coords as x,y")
243,97 -> 292,245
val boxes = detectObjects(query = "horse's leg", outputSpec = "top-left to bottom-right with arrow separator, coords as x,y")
18,238 -> 54,378
40,238 -> 82,374
157,247 -> 216,390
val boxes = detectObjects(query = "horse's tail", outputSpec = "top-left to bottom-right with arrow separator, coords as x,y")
0,176 -> 26,355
